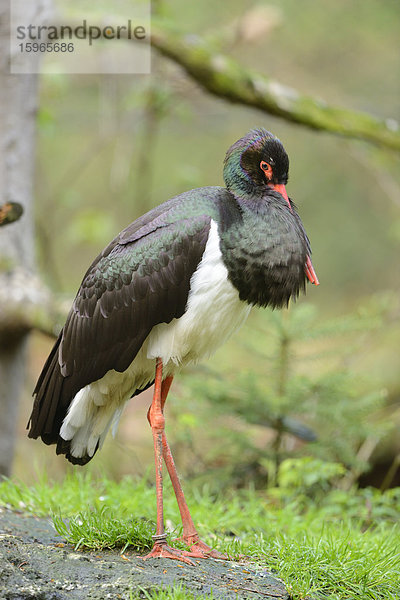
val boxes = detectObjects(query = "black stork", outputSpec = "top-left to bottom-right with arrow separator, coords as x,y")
28,128 -> 319,564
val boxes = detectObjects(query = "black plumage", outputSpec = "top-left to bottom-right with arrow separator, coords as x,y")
28,129 -> 318,468
29,204 -> 218,457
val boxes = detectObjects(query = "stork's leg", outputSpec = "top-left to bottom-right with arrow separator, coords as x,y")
143,358 -> 193,565
158,375 -> 228,560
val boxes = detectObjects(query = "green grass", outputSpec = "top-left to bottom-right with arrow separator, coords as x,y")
132,583 -> 215,600
1,473 -> 399,599
52,507 -> 154,553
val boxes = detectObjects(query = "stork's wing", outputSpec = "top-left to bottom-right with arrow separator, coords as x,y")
29,210 -> 212,444
61,215 -> 212,382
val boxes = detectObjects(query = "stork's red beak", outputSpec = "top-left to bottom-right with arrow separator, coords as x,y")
269,182 -> 320,286
305,256 -> 319,285
269,182 -> 291,208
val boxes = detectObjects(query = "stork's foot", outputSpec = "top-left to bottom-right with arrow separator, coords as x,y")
176,534 -> 229,560
143,535 -> 194,565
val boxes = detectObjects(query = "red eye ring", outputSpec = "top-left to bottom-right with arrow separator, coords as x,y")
260,160 -> 273,179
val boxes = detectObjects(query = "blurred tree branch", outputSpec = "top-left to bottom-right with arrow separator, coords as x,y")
0,202 -> 24,227
0,268 -> 66,344
150,25 -> 400,152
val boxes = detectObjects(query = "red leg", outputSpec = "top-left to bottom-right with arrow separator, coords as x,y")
143,358 -> 193,565
158,376 -> 228,560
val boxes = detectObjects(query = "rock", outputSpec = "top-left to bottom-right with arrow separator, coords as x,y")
0,508 -> 288,599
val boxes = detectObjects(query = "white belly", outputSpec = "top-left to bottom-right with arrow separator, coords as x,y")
146,220 -> 250,365
60,220 -> 251,459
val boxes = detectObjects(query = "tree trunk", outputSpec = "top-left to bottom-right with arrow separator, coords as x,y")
0,0 -> 48,476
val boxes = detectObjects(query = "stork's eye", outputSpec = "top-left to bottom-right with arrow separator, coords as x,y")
260,160 -> 273,179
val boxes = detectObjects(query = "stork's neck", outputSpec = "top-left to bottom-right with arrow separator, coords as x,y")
223,152 -> 264,199
218,193 -> 309,309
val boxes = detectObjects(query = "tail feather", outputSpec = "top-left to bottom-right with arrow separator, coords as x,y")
29,334 -> 154,466
28,332 -> 100,464
43,362 -> 64,437
29,333 -> 64,442
56,436 -> 98,465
